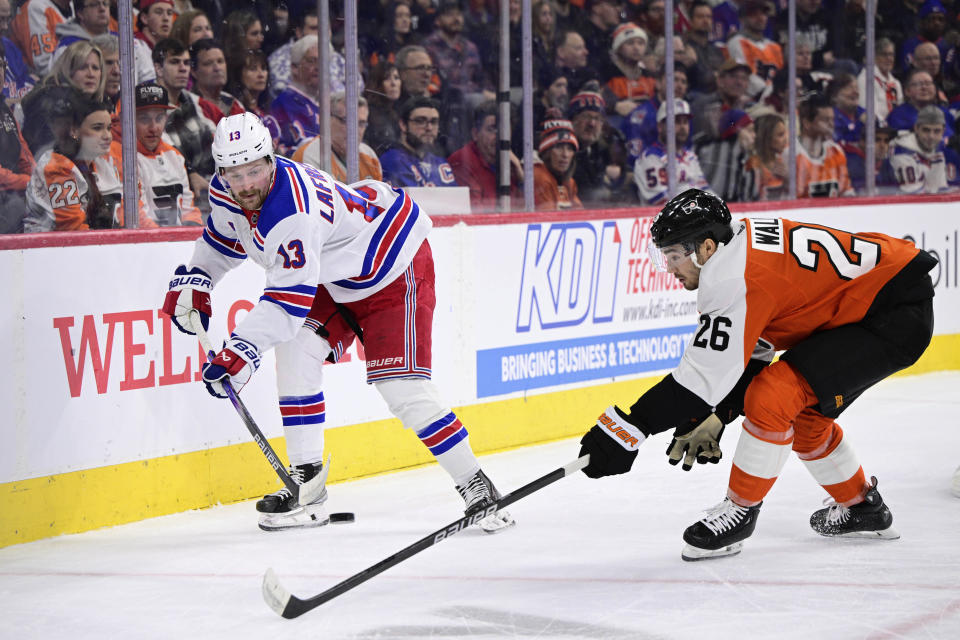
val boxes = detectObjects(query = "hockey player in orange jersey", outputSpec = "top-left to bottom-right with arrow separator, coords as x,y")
578,188 -> 936,560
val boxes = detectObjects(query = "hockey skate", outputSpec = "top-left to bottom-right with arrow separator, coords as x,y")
809,476 -> 899,539
257,461 -> 330,531
456,469 -> 516,534
681,498 -> 762,561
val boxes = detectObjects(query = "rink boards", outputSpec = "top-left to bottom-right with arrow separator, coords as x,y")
2,197 -> 959,546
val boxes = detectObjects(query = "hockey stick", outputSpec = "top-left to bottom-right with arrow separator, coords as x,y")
262,454 -> 591,619
188,310 -> 328,506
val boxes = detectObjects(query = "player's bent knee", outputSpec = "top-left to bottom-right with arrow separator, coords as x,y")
744,361 -> 811,433
275,327 -> 332,395
375,378 -> 448,432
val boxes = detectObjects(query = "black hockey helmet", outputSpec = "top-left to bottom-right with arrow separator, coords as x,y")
650,188 -> 733,249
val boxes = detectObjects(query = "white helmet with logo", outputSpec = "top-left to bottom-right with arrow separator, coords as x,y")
212,112 -> 274,170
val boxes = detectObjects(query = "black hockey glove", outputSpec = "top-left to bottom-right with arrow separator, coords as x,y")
579,407 -> 646,478
666,413 -> 725,471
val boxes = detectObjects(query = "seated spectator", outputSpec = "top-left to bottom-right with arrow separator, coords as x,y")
634,98 -> 709,205
293,92 -> 382,182
367,2 -> 420,67
554,28 -> 596,94
136,0 -> 176,51
621,64 -> 689,168
271,34 -> 321,156
603,22 -> 655,118
421,0 -> 492,104
710,0 -> 740,44
133,82 -> 201,226
568,86 -> 630,205
151,38 -> 217,189
380,96 -> 457,187
775,0 -> 835,70
533,117 -> 581,210
533,64 -> 570,128
692,58 -> 752,122
223,11 -> 264,63
226,47 -> 279,145
857,37 -> 902,127
20,41 -> 106,154
900,0 -> 951,72
581,0 -> 620,74
0,93 -> 35,233
90,34 -> 120,108
740,112 -> 788,201
888,105 -> 956,194
363,60 -> 403,156
888,69 -> 954,141
448,100 -> 522,211
268,7 -> 317,97
635,0 -> 665,54
795,35 -> 832,95
190,39 -> 244,124
796,92 -> 854,198
532,0 -> 557,73
828,72 -> 865,144
24,95 -> 118,231
170,9 -> 214,47
910,42 -> 948,104
697,108 -> 754,202
10,0 -> 71,73
51,0 -> 153,82
843,125 -> 898,194
396,44 -> 466,156
682,1 -> 724,94
2,13 -> 35,105
726,0 -> 782,101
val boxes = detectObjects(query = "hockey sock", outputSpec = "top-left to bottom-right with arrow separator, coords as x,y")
416,412 -> 480,487
279,391 -> 326,466
728,418 -> 793,506
797,424 -> 868,506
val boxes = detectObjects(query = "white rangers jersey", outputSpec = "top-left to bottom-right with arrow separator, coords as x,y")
888,133 -> 948,194
190,156 -> 432,353
634,141 -> 710,205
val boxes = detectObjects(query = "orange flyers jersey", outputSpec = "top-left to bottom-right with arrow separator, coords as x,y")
11,0 -> 71,71
673,218 -> 922,406
726,34 -> 783,77
24,149 -> 90,232
796,140 -> 854,198
137,140 -> 201,226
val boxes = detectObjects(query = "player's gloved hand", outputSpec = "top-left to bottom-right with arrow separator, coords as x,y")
666,413 -> 725,471
579,406 -> 647,479
162,264 -> 213,335
201,336 -> 261,398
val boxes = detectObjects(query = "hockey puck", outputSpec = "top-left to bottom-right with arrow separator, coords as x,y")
329,512 -> 356,524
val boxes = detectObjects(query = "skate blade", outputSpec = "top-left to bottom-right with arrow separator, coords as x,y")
258,506 -> 331,531
821,526 -> 900,540
479,511 -> 517,535
681,541 -> 743,561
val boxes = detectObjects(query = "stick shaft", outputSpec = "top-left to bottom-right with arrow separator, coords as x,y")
272,454 -> 590,619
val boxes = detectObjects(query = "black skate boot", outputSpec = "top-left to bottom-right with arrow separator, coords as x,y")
256,461 -> 329,531
681,498 -> 762,561
809,476 -> 899,539
456,469 -> 516,534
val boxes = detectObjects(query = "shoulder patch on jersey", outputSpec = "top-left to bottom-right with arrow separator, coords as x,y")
749,218 -> 784,253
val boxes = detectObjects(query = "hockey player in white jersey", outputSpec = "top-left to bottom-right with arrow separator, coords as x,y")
162,112 -> 514,533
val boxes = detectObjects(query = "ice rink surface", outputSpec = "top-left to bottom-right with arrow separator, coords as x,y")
2,372 -> 959,639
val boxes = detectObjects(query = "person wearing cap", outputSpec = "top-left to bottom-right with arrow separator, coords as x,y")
449,100 -> 523,211
725,0 -> 782,101
270,34 -> 321,156
136,0 -> 175,51
568,85 -> 629,205
887,104 -> 958,195
634,98 -> 709,205
534,117 -> 581,210
133,81 -> 202,225
621,64 -> 689,169
603,22 -> 655,117
421,1 -> 491,104
380,95 -> 458,188
795,92 -> 854,199
696,108 -> 753,202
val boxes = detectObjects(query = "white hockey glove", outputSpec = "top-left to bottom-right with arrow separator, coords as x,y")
201,336 -> 261,398
163,265 -> 213,335
666,413 -> 725,471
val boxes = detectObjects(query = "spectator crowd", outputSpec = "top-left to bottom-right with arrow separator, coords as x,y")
2,0 -> 959,232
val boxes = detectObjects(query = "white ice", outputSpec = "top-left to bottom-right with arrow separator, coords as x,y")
2,372 -> 959,639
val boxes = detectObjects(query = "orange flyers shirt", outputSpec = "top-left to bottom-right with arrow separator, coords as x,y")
673,218 -> 922,406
